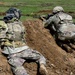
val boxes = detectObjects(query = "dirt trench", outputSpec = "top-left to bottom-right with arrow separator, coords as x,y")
0,19 -> 75,75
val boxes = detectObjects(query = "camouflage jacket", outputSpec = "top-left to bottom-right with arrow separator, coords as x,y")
0,20 -> 26,48
44,12 -> 73,30
44,12 -> 75,40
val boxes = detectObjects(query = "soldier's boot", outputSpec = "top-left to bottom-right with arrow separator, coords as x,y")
69,43 -> 75,50
40,64 -> 48,75
13,66 -> 29,75
62,44 -> 73,53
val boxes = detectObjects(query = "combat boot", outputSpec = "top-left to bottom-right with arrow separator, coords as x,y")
62,44 -> 73,53
40,64 -> 48,75
69,43 -> 75,50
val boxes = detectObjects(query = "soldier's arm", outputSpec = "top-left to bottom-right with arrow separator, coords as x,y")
40,14 -> 53,21
19,21 -> 27,43
43,16 -> 53,27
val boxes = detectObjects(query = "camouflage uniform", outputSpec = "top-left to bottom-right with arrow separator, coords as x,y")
42,6 -> 75,52
0,20 -> 47,75
0,8 -> 47,75
44,7 -> 75,41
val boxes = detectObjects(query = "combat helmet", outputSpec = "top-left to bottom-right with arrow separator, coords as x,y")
53,6 -> 64,13
3,7 -> 21,22
6,7 -> 21,19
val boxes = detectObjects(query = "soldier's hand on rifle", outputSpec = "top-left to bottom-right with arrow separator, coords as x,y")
39,15 -> 46,22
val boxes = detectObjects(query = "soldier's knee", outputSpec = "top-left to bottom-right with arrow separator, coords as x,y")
39,55 -> 46,65
8,57 -> 25,67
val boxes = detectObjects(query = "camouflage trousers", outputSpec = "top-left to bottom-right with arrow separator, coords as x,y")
7,48 -> 46,75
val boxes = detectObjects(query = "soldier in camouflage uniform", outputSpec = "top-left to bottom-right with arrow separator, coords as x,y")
0,8 -> 48,75
42,6 -> 75,52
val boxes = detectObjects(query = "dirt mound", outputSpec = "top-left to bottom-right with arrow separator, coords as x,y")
0,19 -> 75,75
23,19 -> 75,75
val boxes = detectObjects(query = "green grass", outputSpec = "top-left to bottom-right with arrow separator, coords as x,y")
0,0 -> 75,21
0,0 -> 75,13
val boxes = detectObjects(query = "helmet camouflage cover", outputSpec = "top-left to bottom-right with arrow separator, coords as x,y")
6,7 -> 21,19
53,6 -> 64,13
3,7 -> 21,22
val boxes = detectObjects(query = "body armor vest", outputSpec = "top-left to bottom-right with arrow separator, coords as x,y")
56,12 -> 73,25
54,12 -> 75,40
6,20 -> 25,41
